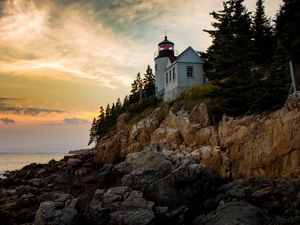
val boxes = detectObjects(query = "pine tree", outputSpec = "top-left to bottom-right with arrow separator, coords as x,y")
96,106 -> 105,141
204,1 -> 235,81
267,0 -> 300,109
115,98 -> 122,114
129,73 -> 143,104
105,104 -> 111,118
273,0 -> 300,66
88,117 -> 97,145
252,0 -> 274,66
143,65 -> 155,98
123,95 -> 129,109
204,0 -> 255,115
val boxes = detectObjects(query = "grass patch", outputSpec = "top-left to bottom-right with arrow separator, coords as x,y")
171,84 -> 217,112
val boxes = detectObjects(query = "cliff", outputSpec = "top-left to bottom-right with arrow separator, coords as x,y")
94,94 -> 300,179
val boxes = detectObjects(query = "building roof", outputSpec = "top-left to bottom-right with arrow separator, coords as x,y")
168,56 -> 177,63
158,36 -> 174,46
163,46 -> 202,72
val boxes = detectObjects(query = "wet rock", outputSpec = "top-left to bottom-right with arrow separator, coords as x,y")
120,191 -> 154,210
103,186 -> 130,204
110,209 -> 154,225
66,158 -> 82,167
119,147 -> 224,207
34,201 -> 56,225
34,199 -> 78,225
18,193 -> 35,206
194,202 -> 269,225
15,185 -> 40,196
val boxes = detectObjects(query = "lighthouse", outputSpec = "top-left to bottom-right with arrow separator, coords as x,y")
154,36 -> 205,101
154,36 -> 176,99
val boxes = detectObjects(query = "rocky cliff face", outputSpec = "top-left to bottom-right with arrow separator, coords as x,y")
2,147 -> 300,225
94,95 -> 300,179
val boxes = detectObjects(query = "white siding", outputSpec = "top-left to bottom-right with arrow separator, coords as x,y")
155,57 -> 169,99
155,47 -> 205,102
176,47 -> 203,64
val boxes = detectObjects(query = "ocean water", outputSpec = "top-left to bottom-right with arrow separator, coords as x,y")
0,153 -> 65,176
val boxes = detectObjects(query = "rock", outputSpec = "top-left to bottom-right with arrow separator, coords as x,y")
66,158 -> 82,166
29,178 -> 45,187
53,206 -> 77,225
103,187 -> 130,204
18,193 -> 35,206
16,185 -> 40,196
251,187 -> 273,198
120,191 -> 154,210
34,201 -> 56,225
34,200 -> 78,225
68,198 -> 78,208
110,209 -> 154,225
218,101 -> 300,178
94,106 -> 168,164
118,146 -> 224,207
188,103 -> 211,127
93,98 -> 300,179
194,202 -> 269,225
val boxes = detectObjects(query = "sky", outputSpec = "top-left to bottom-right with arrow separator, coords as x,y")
0,0 -> 282,153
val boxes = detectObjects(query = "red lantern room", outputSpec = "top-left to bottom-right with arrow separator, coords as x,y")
157,36 -> 174,58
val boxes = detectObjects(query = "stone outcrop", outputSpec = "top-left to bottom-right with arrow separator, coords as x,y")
94,97 -> 300,179
1,146 -> 300,225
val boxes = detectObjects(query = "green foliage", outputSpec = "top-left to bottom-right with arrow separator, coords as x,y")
125,96 -> 159,115
252,0 -> 274,65
88,65 -> 157,145
202,0 -> 296,118
143,65 -> 155,98
173,84 -> 217,112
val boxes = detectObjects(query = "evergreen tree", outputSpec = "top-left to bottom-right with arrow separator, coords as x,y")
205,0 -> 255,115
267,0 -> 300,108
123,95 -> 129,109
88,117 -> 97,145
274,0 -> 300,65
105,104 -> 111,118
204,1 -> 235,81
96,106 -> 106,141
252,0 -> 274,66
115,98 -> 123,114
143,65 -> 155,98
129,73 -> 143,103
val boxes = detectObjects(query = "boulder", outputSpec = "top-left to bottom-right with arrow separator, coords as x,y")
103,187 -> 130,204
194,202 -> 269,225
110,209 -> 154,225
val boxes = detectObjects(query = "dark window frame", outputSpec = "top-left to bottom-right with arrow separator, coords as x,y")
187,66 -> 194,78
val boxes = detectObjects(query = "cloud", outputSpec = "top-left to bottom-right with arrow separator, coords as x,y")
0,105 -> 65,116
0,96 -> 64,116
64,117 -> 89,125
0,97 -> 23,101
0,0 -> 282,93
0,0 -> 149,89
0,117 -> 15,124
23,108 -> 65,116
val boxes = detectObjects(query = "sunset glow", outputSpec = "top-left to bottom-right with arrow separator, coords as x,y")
0,0 -> 283,152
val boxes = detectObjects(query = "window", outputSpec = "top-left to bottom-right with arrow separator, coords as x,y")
173,68 -> 176,82
166,73 -> 168,85
169,71 -> 171,82
187,66 -> 194,78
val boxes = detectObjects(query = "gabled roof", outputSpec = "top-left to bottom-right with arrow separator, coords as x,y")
163,46 -> 202,72
176,46 -> 202,62
169,56 -> 177,63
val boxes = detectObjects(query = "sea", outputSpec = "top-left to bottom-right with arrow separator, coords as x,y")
0,153 -> 66,178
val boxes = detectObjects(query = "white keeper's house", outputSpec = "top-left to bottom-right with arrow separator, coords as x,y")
154,36 -> 205,102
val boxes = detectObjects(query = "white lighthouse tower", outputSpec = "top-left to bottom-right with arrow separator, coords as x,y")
154,36 -> 176,99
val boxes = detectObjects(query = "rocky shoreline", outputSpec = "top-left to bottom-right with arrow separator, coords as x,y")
1,145 -> 300,225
